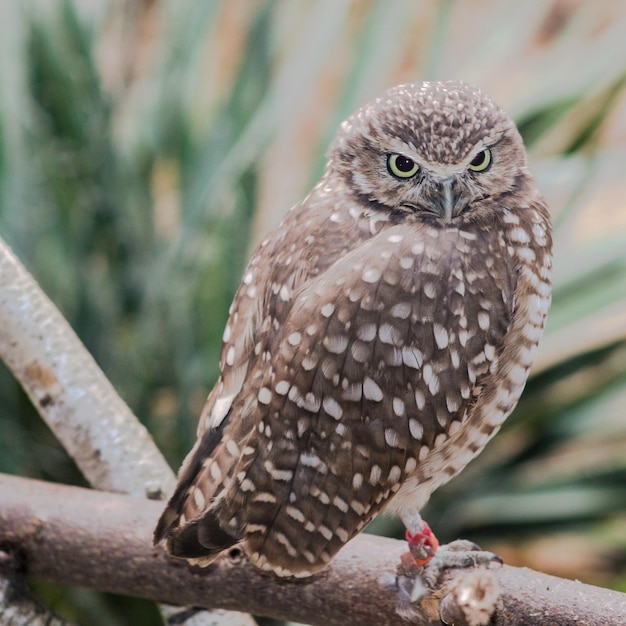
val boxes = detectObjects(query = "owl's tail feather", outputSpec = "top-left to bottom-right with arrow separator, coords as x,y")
164,511 -> 240,563
153,422 -> 227,547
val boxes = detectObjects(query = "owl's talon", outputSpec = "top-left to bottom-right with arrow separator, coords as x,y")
397,550 -> 423,577
418,541 -> 503,590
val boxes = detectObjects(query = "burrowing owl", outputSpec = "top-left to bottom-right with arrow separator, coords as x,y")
155,81 -> 552,578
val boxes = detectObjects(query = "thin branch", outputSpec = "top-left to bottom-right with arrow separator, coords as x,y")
1,473 -> 626,626
0,235 -> 174,499
0,566 -> 78,626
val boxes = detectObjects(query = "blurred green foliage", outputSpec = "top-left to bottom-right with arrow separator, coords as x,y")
0,0 -> 625,623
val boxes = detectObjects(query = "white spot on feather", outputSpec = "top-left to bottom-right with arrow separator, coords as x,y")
258,387 -> 272,405
225,438 -> 240,457
357,323 -> 377,341
362,268 -> 381,283
279,285 -> 290,301
318,525 -> 333,541
323,396 -> 343,420
286,506 -> 305,523
510,227 -> 530,243
275,380 -> 290,395
333,496 -> 349,513
350,500 -> 365,515
288,332 -> 302,346
225,345 -> 235,366
379,323 -> 401,345
271,468 -> 294,482
402,346 -> 423,369
324,335 -> 349,354
210,462 -> 223,482
302,356 -> 317,370
363,377 -> 383,401
321,303 -> 335,317
478,311 -> 490,331
384,428 -> 400,447
275,532 -> 298,557
389,465 -> 402,483
240,478 -> 255,492
414,389 -> 426,410
369,464 -> 382,484
193,488 -> 206,509
433,324 -> 449,349
211,394 -> 235,428
409,418 -> 423,440
391,302 -> 411,319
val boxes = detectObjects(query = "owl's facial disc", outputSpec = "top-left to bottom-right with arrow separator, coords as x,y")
389,140 -> 507,221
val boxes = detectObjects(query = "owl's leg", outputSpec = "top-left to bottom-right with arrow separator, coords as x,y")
399,512 -> 439,569
404,521 -> 440,567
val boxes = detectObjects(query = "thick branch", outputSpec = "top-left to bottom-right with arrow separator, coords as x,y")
1,474 -> 625,626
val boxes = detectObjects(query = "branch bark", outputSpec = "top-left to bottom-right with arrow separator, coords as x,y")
1,473 -> 625,626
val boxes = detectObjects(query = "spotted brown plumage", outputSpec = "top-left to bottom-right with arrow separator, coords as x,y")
154,81 -> 552,578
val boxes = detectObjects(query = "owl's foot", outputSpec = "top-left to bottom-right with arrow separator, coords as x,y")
396,539 -> 502,610
419,539 -> 502,589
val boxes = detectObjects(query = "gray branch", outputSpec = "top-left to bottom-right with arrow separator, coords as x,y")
0,235 -> 174,499
1,473 -> 626,626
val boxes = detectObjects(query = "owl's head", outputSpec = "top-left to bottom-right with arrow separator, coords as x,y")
328,81 -> 530,221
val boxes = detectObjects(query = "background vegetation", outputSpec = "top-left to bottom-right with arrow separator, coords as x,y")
0,0 -> 625,623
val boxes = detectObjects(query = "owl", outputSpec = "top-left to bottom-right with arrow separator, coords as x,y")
154,81 -> 552,580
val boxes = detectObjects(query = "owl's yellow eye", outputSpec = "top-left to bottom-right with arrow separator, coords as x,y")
387,153 -> 419,179
468,148 -> 492,172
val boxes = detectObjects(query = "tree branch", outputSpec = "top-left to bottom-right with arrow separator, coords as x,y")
1,474 -> 625,626
0,235 -> 174,499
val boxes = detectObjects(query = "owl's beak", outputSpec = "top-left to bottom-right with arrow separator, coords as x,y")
420,176 -> 467,221
441,179 -> 455,221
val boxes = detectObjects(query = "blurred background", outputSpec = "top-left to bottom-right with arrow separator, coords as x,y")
0,0 -> 625,624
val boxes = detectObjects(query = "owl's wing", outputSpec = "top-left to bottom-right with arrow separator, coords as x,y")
152,247 -> 266,547
154,188 -> 372,549
197,187 -> 375,438
169,221 -> 516,575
